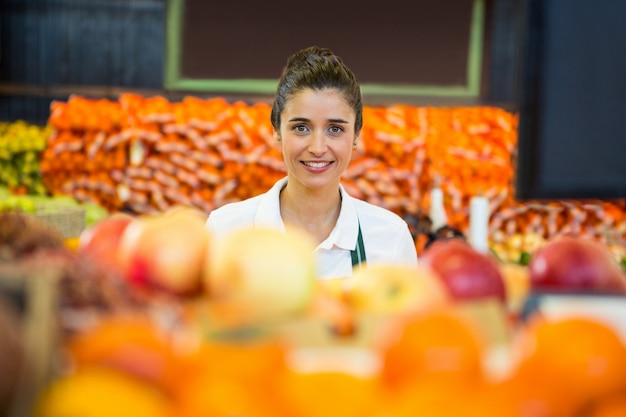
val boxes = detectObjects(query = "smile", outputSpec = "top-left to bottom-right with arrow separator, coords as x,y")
302,161 -> 333,168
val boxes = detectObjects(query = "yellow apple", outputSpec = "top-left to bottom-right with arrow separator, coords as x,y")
202,226 -> 317,329
343,264 -> 450,316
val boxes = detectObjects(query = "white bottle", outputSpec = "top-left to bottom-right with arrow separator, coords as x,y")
429,177 -> 447,231
470,192 -> 490,253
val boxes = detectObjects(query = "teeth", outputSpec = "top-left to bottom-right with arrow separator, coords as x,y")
303,161 -> 330,168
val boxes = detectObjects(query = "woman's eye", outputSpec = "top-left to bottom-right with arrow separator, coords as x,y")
329,125 -> 344,134
293,124 -> 309,133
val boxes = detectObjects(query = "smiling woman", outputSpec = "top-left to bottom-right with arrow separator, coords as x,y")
205,46 -> 418,280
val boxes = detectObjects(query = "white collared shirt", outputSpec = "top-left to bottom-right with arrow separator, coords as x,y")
205,177 -> 418,280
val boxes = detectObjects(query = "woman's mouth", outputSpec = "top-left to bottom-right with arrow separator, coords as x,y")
302,161 -> 333,168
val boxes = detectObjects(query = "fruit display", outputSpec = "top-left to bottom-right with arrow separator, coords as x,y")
0,120 -> 50,195
38,94 -> 626,263
2,208 -> 625,416
0,185 -> 108,222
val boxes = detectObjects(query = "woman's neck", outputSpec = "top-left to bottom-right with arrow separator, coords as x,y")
279,181 -> 342,245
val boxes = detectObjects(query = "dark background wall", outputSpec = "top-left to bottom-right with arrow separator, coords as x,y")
0,0 -> 524,125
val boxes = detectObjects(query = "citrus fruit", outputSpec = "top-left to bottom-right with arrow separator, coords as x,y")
35,367 -> 172,417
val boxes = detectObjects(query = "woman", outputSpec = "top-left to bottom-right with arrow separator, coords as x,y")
206,46 -> 418,279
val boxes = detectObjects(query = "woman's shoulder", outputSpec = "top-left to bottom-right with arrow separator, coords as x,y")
206,195 -> 262,233
209,195 -> 262,217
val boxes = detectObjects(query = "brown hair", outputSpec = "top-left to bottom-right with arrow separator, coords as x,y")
270,46 -> 363,135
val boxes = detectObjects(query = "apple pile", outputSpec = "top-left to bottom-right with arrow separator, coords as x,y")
75,206 -> 626,337
77,207 -> 210,299
76,208 -> 320,331
413,234 -> 626,313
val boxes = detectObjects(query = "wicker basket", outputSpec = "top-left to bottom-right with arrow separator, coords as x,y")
32,204 -> 86,239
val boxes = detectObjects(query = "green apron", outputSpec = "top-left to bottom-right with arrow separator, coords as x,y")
350,222 -> 367,269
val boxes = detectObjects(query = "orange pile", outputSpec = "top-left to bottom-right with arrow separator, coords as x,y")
34,305 -> 626,417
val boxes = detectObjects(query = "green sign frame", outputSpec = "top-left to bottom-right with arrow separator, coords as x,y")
165,0 -> 485,98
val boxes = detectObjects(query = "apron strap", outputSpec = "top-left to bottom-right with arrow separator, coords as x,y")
350,221 -> 367,268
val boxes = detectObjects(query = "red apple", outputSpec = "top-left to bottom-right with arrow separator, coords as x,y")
419,239 -> 506,303
76,212 -> 135,271
117,207 -> 211,297
528,236 -> 626,294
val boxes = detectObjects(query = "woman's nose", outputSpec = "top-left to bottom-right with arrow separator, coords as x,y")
308,131 -> 327,155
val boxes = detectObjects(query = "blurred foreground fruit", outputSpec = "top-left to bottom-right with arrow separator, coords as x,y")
378,308 -> 488,390
65,313 -> 180,394
0,210 -> 67,262
528,236 -> 626,294
117,206 -> 210,297
587,394 -> 626,417
76,213 -> 134,272
278,368 -> 379,417
512,315 -> 626,410
202,226 -> 317,329
343,264 -> 449,316
34,367 -> 173,417
420,239 -> 507,303
175,338 -> 289,417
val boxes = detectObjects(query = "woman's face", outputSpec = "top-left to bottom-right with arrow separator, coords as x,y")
276,88 -> 358,192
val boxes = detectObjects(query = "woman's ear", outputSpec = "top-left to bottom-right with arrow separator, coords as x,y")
352,133 -> 360,148
274,130 -> 281,143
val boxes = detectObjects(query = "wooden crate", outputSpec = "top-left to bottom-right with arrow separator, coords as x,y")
0,265 -> 61,417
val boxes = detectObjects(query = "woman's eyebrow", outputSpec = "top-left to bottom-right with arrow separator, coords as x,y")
287,117 -> 349,124
287,117 -> 310,123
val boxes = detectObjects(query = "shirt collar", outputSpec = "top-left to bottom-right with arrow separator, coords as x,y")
256,178 -> 359,251
320,184 -> 359,251
254,177 -> 287,232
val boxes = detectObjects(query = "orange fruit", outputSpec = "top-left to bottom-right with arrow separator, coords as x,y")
65,313 -> 180,395
587,394 -> 626,417
378,307 -> 487,389
466,374 -> 582,417
175,337 -> 289,417
34,367 -> 172,417
278,369 -> 380,417
513,315 -> 626,409
372,378 -> 484,417
176,370 -> 285,417
177,336 -> 288,384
